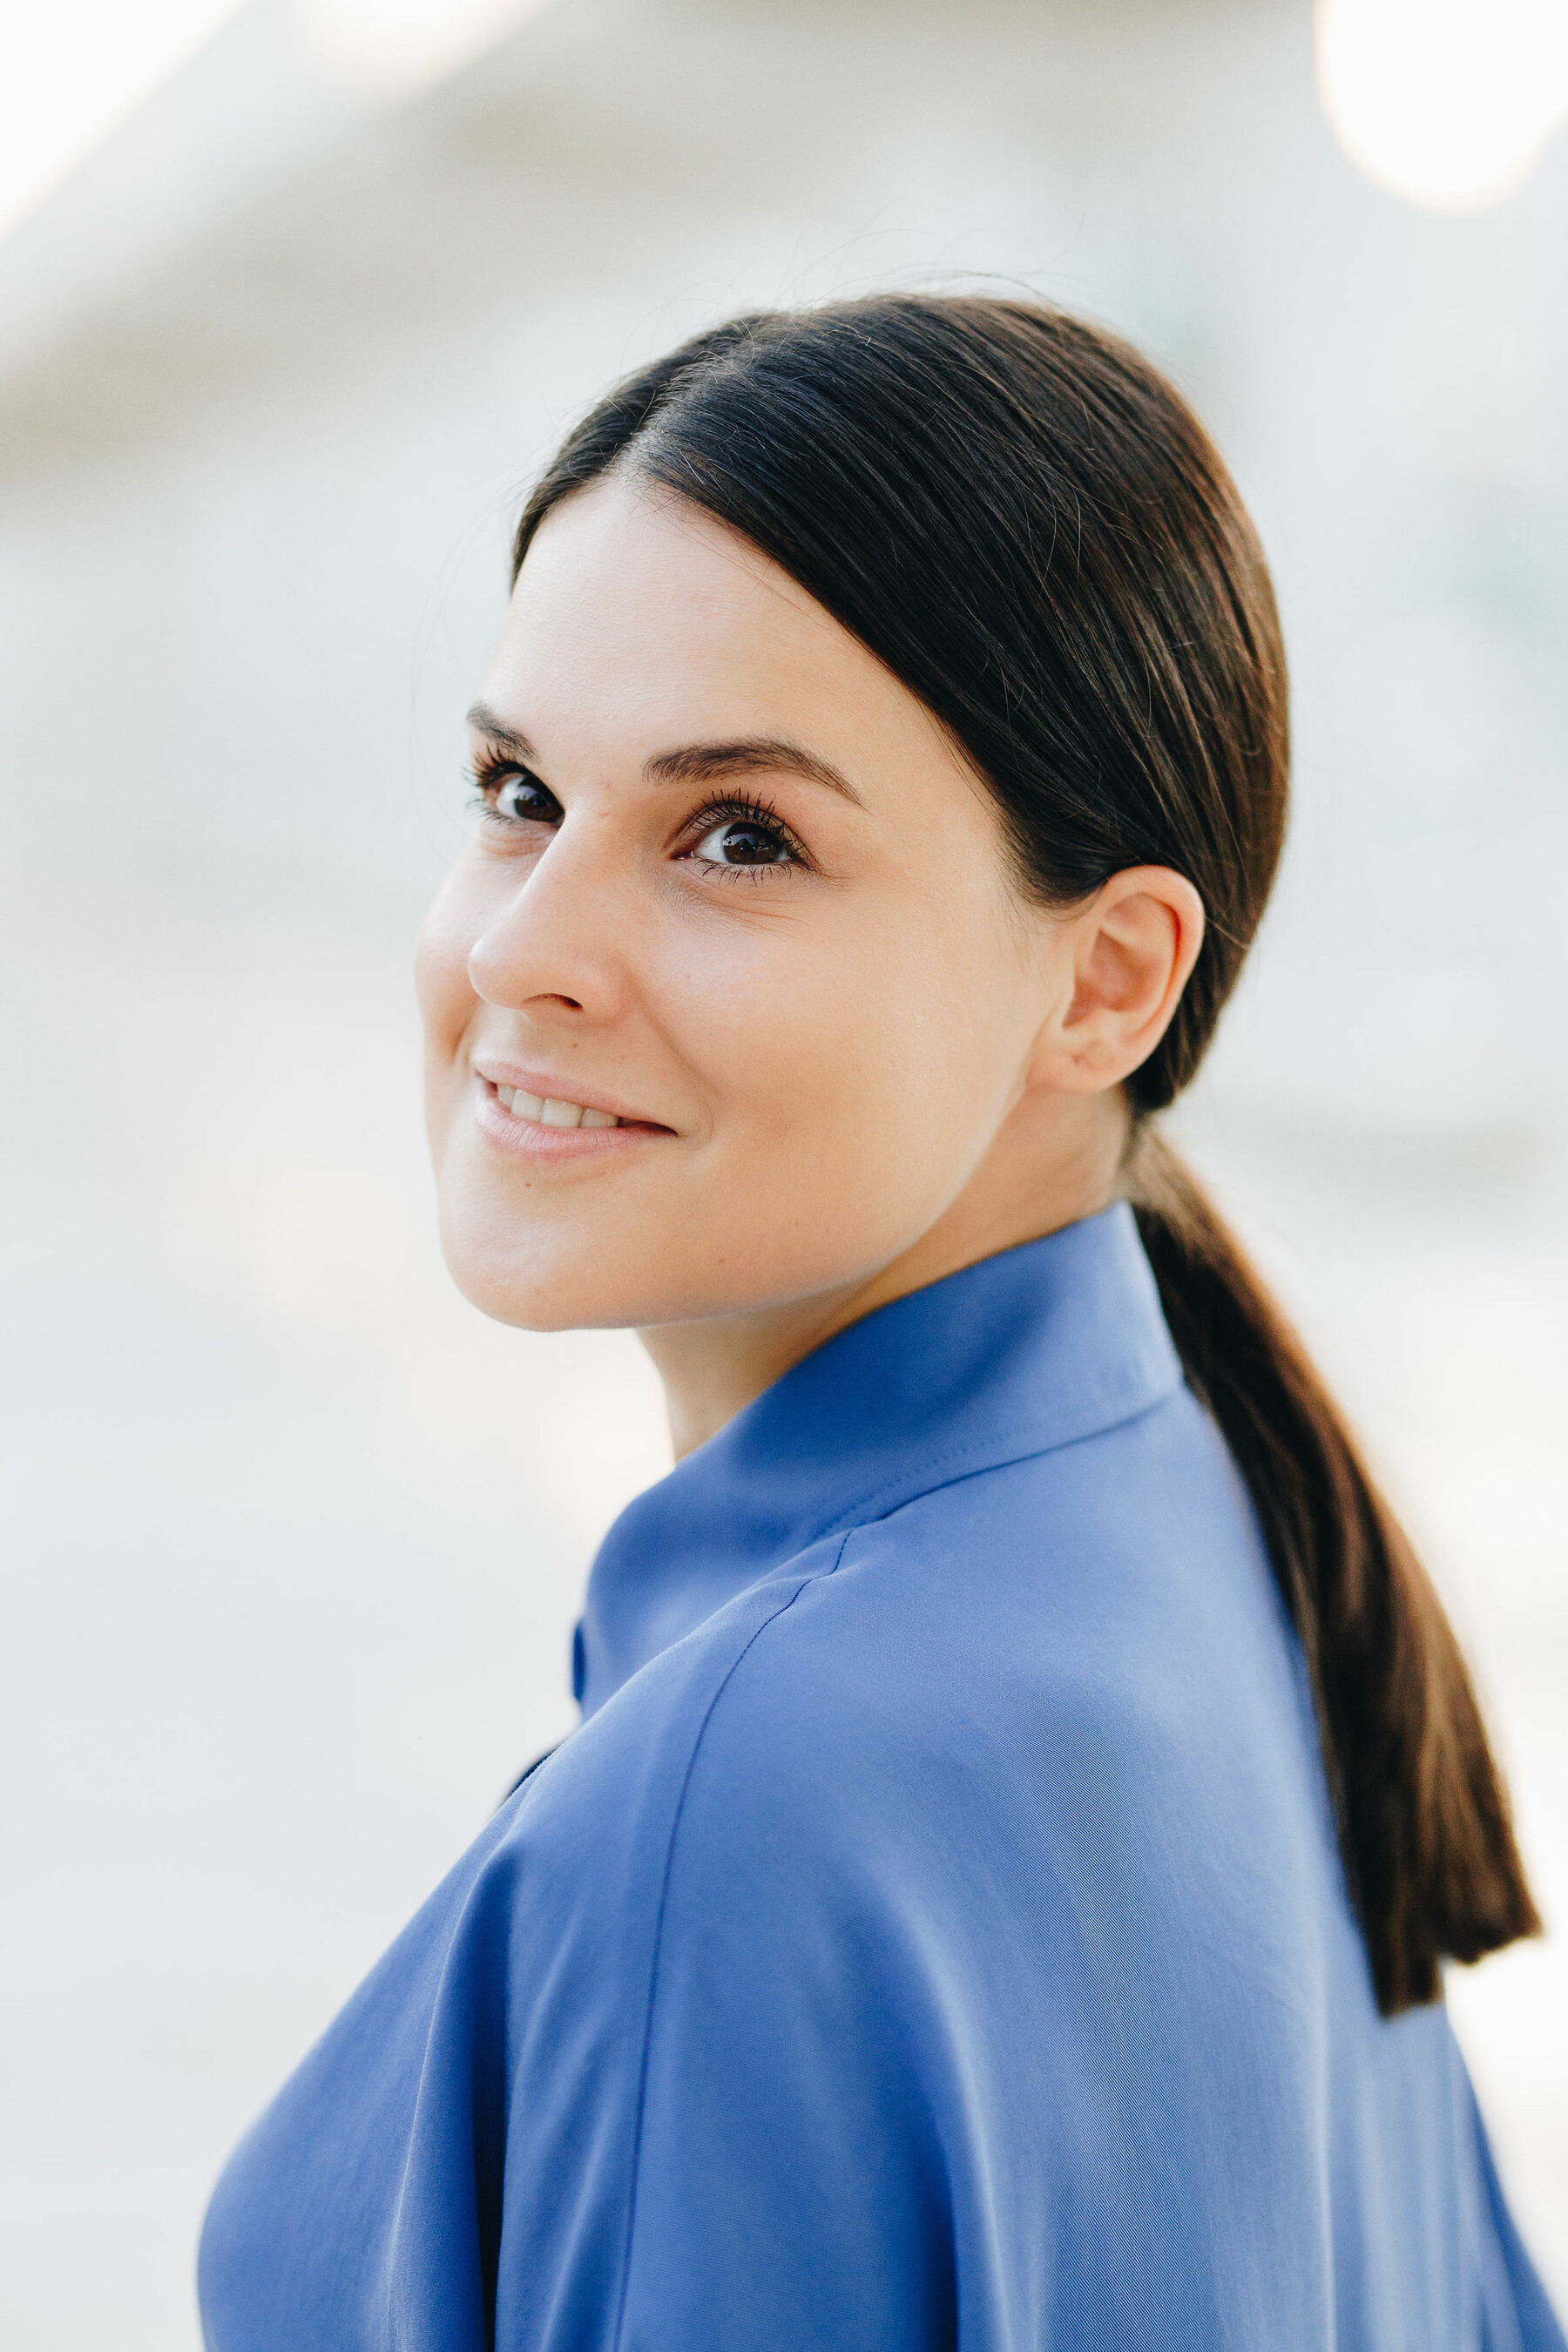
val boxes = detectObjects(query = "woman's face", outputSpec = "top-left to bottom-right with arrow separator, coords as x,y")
416,475 -> 1070,1334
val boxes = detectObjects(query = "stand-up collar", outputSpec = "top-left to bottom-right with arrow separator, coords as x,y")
576,1202 -> 1181,1718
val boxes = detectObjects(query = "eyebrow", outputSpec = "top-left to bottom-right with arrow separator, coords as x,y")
466,704 -> 863,808
466,703 -> 537,759
644,736 -> 863,806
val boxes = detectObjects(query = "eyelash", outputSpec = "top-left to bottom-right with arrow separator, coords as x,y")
685,791 -> 809,880
467,754 -> 811,877
469,747 -> 548,820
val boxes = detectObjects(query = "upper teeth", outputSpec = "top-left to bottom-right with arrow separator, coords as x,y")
495,1085 -> 619,1129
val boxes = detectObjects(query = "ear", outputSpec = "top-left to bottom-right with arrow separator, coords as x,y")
1030,866 -> 1206,1096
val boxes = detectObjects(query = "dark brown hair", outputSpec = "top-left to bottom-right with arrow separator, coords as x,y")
511,294 -> 1539,2012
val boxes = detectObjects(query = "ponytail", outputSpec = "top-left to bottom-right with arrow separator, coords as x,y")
1127,1125 -> 1541,2013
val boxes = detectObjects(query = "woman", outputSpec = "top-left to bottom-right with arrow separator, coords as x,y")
199,297 -> 1562,2349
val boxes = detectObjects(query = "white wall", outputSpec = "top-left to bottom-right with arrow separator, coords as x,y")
1,0 -> 1564,2338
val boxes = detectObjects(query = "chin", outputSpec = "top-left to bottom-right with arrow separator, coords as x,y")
435,1205 -> 844,1336
436,1206 -> 691,1333
432,1157 -> 922,1336
439,1227 -> 622,1332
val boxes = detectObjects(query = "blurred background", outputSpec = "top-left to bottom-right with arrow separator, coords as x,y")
1,0 -> 1565,2340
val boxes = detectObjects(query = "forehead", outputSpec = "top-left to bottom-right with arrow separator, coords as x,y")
479,475 -> 947,777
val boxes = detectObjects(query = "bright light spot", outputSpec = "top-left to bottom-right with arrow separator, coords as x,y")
0,0 -> 247,239
1316,0 -> 1568,212
292,0 -> 556,96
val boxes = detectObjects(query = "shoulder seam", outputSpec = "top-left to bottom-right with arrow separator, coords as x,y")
611,1529 -> 855,2351
821,1382 -> 1183,1538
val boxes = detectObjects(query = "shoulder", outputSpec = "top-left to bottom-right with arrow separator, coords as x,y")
484,1529 -> 858,1931
656,1401 -> 1337,1987
667,1384 -> 1294,1786
500,1389 -> 1329,1995
552,1382 -> 1291,1806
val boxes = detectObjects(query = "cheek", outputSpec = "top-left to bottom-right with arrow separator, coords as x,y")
680,891 -> 1026,1206
415,869 -> 483,1037
414,873 -> 485,1134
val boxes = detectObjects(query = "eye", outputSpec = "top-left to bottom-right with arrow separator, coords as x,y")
689,814 -> 801,870
477,762 -> 563,828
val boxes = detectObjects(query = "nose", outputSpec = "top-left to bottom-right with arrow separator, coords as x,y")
467,817 -> 629,1025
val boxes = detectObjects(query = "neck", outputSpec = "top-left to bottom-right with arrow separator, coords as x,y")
639,1089 -> 1128,1459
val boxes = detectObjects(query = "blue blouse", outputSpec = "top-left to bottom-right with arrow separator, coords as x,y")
200,1205 -> 1563,2350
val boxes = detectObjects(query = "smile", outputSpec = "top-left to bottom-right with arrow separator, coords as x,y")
494,1085 -> 621,1130
472,1070 -> 668,1161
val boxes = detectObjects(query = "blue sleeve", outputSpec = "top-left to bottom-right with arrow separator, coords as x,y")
200,1524 -> 1567,2352
602,1652 -> 951,2348
488,1555 -> 950,2352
